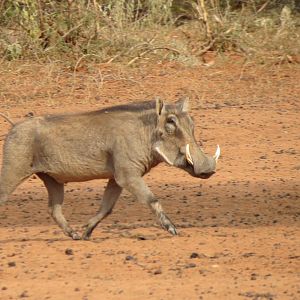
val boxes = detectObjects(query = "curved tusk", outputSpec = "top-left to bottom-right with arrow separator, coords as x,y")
213,145 -> 221,162
155,146 -> 173,165
185,144 -> 194,166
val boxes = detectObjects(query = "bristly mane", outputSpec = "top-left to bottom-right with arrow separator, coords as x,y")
45,100 -> 179,123
89,99 -> 180,115
93,100 -> 156,114
45,101 -> 158,122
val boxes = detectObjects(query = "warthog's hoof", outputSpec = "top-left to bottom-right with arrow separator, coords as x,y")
167,225 -> 178,236
160,216 -> 178,235
82,231 -> 91,241
162,223 -> 178,235
82,235 -> 90,241
68,231 -> 81,240
81,225 -> 93,240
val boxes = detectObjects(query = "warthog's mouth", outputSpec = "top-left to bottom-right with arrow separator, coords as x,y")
184,164 -> 216,179
185,144 -> 221,166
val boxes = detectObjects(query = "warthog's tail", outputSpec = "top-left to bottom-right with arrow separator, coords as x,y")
0,113 -> 14,126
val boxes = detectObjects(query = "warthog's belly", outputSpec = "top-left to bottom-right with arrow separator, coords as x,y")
33,149 -> 114,183
49,170 -> 113,184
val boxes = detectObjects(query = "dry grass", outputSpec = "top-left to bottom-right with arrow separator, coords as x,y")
0,1 -> 299,66
0,53 -> 298,112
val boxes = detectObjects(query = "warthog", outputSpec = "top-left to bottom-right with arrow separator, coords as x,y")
0,99 -> 220,240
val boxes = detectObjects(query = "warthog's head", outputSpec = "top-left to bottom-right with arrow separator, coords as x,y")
153,98 -> 220,179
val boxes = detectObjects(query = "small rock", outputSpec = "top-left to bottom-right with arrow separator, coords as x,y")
242,252 -> 255,258
24,112 -> 34,118
153,269 -> 162,275
65,248 -> 74,256
19,291 -> 29,298
8,261 -> 16,267
190,252 -> 200,259
125,255 -> 134,261
185,263 -> 196,268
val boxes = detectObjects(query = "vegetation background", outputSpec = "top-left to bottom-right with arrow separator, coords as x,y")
0,0 -> 299,65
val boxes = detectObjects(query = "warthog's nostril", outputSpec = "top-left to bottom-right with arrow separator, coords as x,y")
199,171 -> 215,179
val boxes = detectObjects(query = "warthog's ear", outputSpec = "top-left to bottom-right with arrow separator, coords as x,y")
156,98 -> 165,116
176,97 -> 189,113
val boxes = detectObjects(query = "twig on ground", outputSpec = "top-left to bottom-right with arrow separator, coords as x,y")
239,58 -> 251,81
72,54 -> 104,93
196,38 -> 216,56
105,43 -> 148,64
106,36 -> 157,64
127,47 -> 181,66
0,113 -> 14,126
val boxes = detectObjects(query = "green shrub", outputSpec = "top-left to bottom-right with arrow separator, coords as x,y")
0,0 -> 299,64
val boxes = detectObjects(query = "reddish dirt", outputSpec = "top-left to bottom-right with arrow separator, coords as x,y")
0,59 -> 299,300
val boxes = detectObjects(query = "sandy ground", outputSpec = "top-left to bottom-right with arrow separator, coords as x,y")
0,59 -> 299,300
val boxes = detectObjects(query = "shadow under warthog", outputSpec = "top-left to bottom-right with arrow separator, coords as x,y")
0,181 -> 298,232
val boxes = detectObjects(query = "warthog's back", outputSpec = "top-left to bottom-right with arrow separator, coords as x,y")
29,106 -> 154,183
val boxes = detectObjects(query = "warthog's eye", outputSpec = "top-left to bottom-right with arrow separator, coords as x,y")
165,115 -> 178,134
166,115 -> 177,125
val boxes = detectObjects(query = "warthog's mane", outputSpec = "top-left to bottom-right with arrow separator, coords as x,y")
44,100 -> 178,123
95,100 -> 156,114
44,101 -> 157,122
89,100 -> 178,115
90,100 -> 180,126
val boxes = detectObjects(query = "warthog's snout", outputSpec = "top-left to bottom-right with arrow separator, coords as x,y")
195,157 -> 216,179
185,145 -> 220,179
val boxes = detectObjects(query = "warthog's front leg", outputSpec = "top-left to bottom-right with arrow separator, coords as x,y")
116,176 -> 177,235
149,200 -> 177,235
82,179 -> 122,240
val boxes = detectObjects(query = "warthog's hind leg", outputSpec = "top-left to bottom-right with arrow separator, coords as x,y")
37,173 -> 81,240
82,179 -> 122,240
